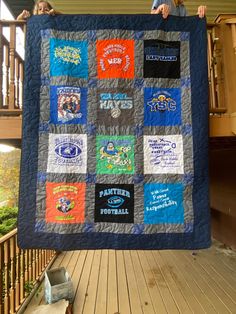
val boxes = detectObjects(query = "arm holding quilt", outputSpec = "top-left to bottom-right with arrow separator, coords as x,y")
151,0 -> 207,19
197,5 -> 207,18
17,1 -> 61,20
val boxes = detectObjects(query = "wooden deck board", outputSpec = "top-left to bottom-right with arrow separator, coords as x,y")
107,250 -> 118,314
171,250 -> 217,314
181,251 -> 236,312
95,250 -> 108,314
145,251 -> 179,314
83,250 -> 101,314
160,250 -> 205,313
183,249 -> 236,302
24,242 -> 236,314
130,250 -> 155,314
123,251 -> 143,314
154,251 -> 191,313
117,250 -> 131,314
175,251 -> 232,313
137,250 -> 166,314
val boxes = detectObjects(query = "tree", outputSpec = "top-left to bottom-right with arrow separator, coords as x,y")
0,149 -> 21,207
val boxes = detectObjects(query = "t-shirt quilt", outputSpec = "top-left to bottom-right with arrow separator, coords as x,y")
18,14 -> 211,250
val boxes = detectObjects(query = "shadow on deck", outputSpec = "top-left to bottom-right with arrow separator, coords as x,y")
23,240 -> 236,314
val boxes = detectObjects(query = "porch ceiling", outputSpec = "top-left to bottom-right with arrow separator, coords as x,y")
4,0 -> 236,22
3,0 -> 34,18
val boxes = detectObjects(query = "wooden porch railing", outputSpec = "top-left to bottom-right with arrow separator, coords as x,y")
207,23 -> 227,114
0,21 -> 25,116
0,229 -> 57,314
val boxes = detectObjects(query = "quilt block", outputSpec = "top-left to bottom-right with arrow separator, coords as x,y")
18,14 -> 210,250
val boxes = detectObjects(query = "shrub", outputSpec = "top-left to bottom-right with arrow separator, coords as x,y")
0,206 -> 18,237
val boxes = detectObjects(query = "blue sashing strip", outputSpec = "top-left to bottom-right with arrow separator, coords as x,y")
182,124 -> 192,135
132,224 -> 145,234
134,31 -> 144,40
86,173 -> 96,184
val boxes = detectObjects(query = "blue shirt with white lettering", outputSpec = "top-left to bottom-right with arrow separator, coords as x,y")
151,0 -> 187,17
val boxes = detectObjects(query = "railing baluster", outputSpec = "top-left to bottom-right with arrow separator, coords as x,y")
9,23 -> 16,110
42,249 -> 46,270
15,236 -> 20,312
0,22 -> 3,108
15,57 -> 20,109
4,44 -> 9,108
19,61 -> 24,109
35,249 -> 39,280
0,244 -> 4,314
9,237 -> 15,313
24,250 -> 29,298
3,241 -> 9,314
19,249 -> 25,303
32,250 -> 36,283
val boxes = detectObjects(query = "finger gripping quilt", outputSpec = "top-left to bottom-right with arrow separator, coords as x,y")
18,14 -> 211,250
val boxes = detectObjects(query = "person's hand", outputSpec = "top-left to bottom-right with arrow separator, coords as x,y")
48,9 -> 56,15
197,5 -> 207,18
17,10 -> 30,20
151,4 -> 170,19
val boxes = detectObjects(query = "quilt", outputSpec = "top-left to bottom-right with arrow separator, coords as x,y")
18,14 -> 211,250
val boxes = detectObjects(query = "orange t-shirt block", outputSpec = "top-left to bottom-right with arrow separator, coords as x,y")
46,182 -> 86,224
97,39 -> 135,79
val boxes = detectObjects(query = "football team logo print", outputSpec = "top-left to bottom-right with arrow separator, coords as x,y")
46,182 -> 86,224
47,134 -> 87,173
95,184 -> 134,223
96,39 -> 135,79
144,88 -> 181,126
55,142 -> 81,159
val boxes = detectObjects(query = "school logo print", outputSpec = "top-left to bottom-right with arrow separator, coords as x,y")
96,39 -> 135,79
144,40 -> 180,78
95,184 -> 134,223
144,88 -> 181,126
55,46 -> 81,65
97,90 -> 134,125
50,39 -> 88,78
147,91 -> 176,112
145,44 -> 178,61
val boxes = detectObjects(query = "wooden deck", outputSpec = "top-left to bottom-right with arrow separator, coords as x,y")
24,240 -> 236,314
